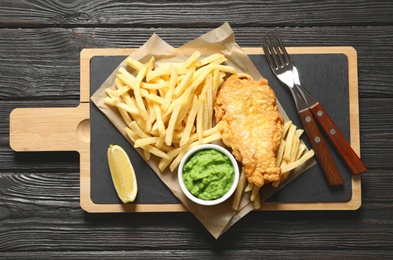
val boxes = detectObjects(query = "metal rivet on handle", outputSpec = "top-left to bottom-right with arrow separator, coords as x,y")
317,110 -> 323,117
330,129 -> 336,135
306,116 -> 311,122
314,137 -> 321,143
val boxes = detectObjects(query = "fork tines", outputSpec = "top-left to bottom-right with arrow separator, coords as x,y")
261,32 -> 293,69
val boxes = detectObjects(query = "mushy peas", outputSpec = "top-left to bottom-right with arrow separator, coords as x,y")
182,149 -> 235,201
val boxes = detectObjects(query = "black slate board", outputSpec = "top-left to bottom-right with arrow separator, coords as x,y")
90,53 -> 352,205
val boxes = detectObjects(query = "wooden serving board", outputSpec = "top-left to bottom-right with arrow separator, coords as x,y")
9,47 -> 361,213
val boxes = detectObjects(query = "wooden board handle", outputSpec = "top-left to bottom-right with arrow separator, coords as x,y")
9,103 -> 90,152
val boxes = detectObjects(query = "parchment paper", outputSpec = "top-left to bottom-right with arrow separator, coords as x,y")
91,22 -> 315,238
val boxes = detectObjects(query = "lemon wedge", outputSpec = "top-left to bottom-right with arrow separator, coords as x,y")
107,144 -> 138,203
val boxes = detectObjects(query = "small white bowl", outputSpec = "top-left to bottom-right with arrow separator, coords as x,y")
178,144 -> 239,206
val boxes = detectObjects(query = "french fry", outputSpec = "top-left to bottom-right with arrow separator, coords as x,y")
153,103 -> 166,137
106,85 -> 129,97
197,53 -> 225,67
296,143 -> 307,160
212,70 -> 223,103
283,124 -> 296,161
129,121 -> 150,139
133,64 -> 149,120
281,150 -> 315,173
174,68 -> 195,98
181,51 -> 201,69
165,101 -> 182,146
169,141 -> 201,172
134,137 -> 160,147
190,65 -> 215,93
244,182 -> 254,192
140,144 -> 171,160
146,65 -> 188,82
117,105 -> 133,126
232,171 -> 247,210
200,131 -> 221,144
155,136 -> 165,149
250,185 -> 260,202
125,127 -> 138,143
104,97 -> 139,115
141,81 -> 167,90
289,132 -> 300,162
162,65 -> 179,110
146,56 -> 155,75
202,92 -> 209,130
205,74 -> 213,129
276,139 -> 286,166
158,147 -> 182,172
196,94 -> 206,141
175,87 -> 194,128
180,96 -> 198,147
253,191 -> 262,209
281,120 -> 292,139
295,129 -> 304,138
212,64 -> 237,74
125,56 -> 143,71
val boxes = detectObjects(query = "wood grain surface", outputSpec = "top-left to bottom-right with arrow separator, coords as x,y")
1,0 -> 393,258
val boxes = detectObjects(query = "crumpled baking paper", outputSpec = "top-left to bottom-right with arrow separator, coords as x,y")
91,22 -> 314,239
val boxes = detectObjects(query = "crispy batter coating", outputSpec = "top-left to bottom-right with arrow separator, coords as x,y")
214,74 -> 284,187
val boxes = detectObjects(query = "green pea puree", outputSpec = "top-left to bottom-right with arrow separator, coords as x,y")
182,149 -> 234,200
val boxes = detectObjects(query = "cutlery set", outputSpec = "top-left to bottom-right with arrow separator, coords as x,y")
261,33 -> 367,186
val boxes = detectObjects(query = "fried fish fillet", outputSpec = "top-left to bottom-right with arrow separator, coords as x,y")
214,74 -> 284,187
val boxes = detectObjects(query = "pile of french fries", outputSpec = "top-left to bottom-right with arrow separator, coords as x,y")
104,51 -> 237,172
232,121 -> 315,210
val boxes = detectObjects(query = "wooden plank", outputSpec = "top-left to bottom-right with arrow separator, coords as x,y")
1,26 -> 393,101
1,250 -> 393,259
0,186 -> 392,251
1,0 -> 393,27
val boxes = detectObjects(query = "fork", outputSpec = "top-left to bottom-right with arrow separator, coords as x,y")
262,33 -> 361,186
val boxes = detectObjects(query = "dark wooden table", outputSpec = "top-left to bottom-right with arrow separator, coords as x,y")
1,1 -> 393,258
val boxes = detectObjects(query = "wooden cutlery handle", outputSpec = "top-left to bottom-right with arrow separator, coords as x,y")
298,108 -> 343,186
310,102 -> 367,175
